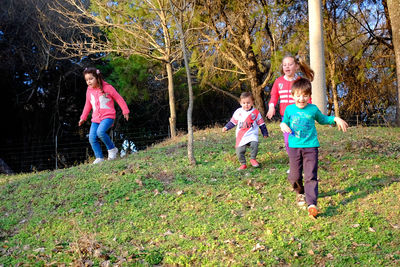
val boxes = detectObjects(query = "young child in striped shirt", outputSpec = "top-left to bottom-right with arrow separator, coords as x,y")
222,92 -> 269,170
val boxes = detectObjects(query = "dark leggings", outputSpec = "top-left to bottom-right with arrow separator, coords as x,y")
236,141 -> 259,165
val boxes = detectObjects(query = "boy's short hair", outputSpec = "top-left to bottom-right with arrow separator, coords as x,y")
240,92 -> 254,101
291,77 -> 312,95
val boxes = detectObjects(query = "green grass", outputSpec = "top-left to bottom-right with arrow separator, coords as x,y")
1,123 -> 400,266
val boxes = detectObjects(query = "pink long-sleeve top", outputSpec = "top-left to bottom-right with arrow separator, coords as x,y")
268,75 -> 311,116
80,81 -> 130,123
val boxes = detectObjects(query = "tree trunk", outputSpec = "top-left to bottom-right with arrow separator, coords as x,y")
169,0 -> 196,165
387,0 -> 400,126
309,0 -> 327,114
327,59 -> 340,117
250,78 -> 266,117
166,62 -> 177,137
331,79 -> 339,117
241,17 -> 266,116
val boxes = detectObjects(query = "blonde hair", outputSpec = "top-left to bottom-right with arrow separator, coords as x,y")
281,55 -> 314,82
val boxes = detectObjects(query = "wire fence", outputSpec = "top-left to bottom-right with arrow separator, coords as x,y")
0,115 -> 395,174
0,127 -> 171,174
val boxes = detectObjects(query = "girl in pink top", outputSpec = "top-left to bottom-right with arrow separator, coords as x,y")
79,67 -> 130,164
266,55 -> 314,153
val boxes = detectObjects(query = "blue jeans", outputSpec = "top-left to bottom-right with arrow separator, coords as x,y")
89,118 -> 115,158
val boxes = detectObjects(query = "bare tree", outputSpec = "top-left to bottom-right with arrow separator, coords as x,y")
169,0 -> 196,164
193,0 -> 278,116
326,0 -> 396,123
323,0 -> 344,117
41,0 -> 181,137
192,0 -> 309,117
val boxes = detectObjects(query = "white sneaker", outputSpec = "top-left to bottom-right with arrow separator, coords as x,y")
296,194 -> 306,207
93,158 -> 105,164
108,147 -> 118,160
287,169 -> 290,174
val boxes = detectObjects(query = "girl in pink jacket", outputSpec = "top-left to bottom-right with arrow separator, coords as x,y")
267,55 -> 314,153
79,67 -> 130,164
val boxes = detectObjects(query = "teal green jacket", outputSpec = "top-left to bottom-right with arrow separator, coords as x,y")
282,104 -> 335,148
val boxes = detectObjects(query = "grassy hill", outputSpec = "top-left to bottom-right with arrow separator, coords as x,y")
1,122 -> 400,266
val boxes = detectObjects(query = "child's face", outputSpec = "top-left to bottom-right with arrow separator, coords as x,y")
292,90 -> 311,109
84,73 -> 99,88
282,57 -> 299,78
240,97 -> 254,111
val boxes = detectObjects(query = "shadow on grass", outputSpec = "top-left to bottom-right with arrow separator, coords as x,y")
319,175 -> 400,218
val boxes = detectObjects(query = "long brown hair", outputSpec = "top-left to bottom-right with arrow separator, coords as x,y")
83,67 -> 105,95
280,55 -> 314,82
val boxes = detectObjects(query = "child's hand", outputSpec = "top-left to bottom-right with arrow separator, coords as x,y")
266,106 -> 275,119
78,119 -> 85,126
222,127 -> 227,132
280,122 -> 292,134
334,117 -> 348,132
124,114 -> 129,121
263,135 -> 268,138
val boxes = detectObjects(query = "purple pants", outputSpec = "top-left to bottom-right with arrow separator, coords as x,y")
288,147 -> 319,206
283,132 -> 289,153
281,117 -> 289,154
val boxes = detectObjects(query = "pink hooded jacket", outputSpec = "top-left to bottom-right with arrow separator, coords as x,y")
80,81 -> 130,123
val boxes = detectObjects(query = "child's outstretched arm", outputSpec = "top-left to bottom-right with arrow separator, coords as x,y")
334,117 -> 348,132
222,121 -> 235,132
280,122 -> 292,134
260,124 -> 269,138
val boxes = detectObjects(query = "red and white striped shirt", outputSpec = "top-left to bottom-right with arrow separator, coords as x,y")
268,75 -> 311,116
230,108 -> 266,147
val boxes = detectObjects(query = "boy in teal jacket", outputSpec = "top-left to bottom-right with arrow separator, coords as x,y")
280,78 -> 348,218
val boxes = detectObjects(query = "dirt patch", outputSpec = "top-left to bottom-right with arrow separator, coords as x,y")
165,143 -> 186,155
323,137 -> 400,158
70,234 -> 110,265
146,169 -> 175,185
